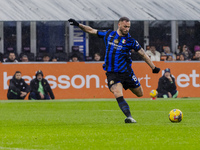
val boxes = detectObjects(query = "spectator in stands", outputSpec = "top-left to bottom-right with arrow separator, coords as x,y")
43,55 -> 50,62
175,45 -> 181,55
166,55 -> 174,61
146,45 -> 150,51
70,54 -> 79,62
93,52 -> 102,61
70,45 -> 84,61
21,55 -> 29,62
180,45 -> 192,60
52,57 -> 58,62
161,46 -> 176,61
7,71 -> 30,100
29,70 -> 55,100
178,53 -> 185,61
193,51 -> 200,61
146,46 -> 161,61
5,52 -> 18,62
157,68 -> 178,98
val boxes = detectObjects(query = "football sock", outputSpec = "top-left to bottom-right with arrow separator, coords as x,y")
116,96 -> 132,117
163,94 -> 168,98
172,91 -> 179,98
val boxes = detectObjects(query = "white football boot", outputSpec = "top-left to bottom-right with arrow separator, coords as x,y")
125,117 -> 137,123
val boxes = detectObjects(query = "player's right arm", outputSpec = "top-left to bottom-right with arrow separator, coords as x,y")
79,23 -> 97,35
68,18 -> 97,35
138,48 -> 160,73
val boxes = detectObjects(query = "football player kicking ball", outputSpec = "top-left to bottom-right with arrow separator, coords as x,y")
68,17 -> 160,123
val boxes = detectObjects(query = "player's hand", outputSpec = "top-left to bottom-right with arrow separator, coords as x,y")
152,67 -> 160,73
68,18 -> 79,26
39,93 -> 44,99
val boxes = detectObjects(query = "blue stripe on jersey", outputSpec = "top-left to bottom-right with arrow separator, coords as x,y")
106,31 -> 117,71
97,30 -> 142,73
118,61 -> 127,71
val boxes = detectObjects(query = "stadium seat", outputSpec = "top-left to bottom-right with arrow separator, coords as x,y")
194,45 -> 200,52
69,46 -> 84,61
39,47 -> 48,53
19,47 -> 35,61
36,47 -> 51,61
3,47 -> 19,61
35,53 -> 51,61
53,46 -> 68,61
85,56 -> 93,61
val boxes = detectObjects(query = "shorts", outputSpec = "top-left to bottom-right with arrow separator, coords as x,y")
106,72 -> 141,90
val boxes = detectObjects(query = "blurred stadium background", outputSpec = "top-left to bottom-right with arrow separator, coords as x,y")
0,0 -> 199,61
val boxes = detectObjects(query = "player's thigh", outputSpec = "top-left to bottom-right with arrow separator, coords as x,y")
129,86 -> 143,97
110,82 -> 123,97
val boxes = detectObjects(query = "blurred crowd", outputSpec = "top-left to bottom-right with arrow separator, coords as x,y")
131,45 -> 200,62
0,44 -> 200,63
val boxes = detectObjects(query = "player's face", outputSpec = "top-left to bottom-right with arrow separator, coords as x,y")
118,21 -> 130,36
15,73 -> 21,80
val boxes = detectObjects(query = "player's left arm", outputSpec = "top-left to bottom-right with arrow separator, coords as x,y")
138,48 -> 160,73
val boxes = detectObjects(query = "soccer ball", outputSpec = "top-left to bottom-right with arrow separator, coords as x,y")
168,109 -> 183,122
149,90 -> 158,98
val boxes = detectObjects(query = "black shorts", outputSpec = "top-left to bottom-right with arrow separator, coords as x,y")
106,72 -> 141,90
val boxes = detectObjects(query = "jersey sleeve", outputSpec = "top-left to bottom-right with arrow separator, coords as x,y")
131,40 -> 142,52
97,30 -> 109,38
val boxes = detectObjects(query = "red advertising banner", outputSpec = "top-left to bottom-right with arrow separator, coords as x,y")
0,61 -> 200,100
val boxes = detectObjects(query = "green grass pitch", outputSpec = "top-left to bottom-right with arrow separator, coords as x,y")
0,98 -> 200,150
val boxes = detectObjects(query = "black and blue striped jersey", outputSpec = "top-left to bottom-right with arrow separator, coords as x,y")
97,30 -> 142,73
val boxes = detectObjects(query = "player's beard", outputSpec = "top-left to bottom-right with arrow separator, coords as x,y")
120,29 -> 128,36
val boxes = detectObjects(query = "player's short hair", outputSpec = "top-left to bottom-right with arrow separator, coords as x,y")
15,71 -> 21,74
118,17 -> 130,23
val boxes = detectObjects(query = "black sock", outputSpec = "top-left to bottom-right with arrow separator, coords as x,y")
116,96 -> 132,117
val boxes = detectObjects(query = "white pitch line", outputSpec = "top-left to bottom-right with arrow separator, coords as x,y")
0,147 -> 41,150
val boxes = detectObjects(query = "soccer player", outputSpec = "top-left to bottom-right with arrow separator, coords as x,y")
68,17 -> 160,123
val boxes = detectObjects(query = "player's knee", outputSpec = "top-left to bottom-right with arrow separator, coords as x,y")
112,89 -> 123,98
136,91 -> 143,97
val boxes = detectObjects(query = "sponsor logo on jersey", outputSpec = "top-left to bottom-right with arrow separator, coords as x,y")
110,80 -> 114,85
114,39 -> 119,44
